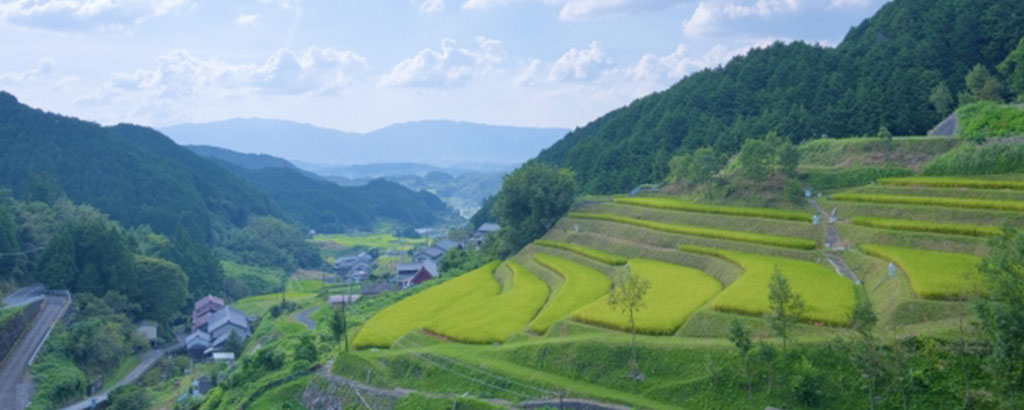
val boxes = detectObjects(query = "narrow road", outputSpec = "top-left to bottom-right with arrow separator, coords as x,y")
295,306 -> 320,330
1,285 -> 45,308
59,346 -> 171,410
808,199 -> 861,283
0,294 -> 70,410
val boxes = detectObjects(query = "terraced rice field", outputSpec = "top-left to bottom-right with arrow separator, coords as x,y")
850,216 -> 1002,237
831,193 -> 1024,212
571,259 -> 722,334
426,261 -> 549,343
534,240 -> 628,265
861,244 -> 984,299
679,245 -> 855,325
613,197 -> 814,221
353,261 -> 502,348
567,212 -> 817,250
878,176 -> 1024,191
528,254 -> 613,333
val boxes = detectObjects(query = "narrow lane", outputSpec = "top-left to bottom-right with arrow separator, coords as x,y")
0,294 -> 70,410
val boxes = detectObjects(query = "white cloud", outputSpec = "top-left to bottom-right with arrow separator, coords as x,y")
235,14 -> 260,25
378,37 -> 507,88
549,41 -> 612,81
413,0 -> 445,12
626,39 -> 774,83
80,47 -> 367,103
683,0 -> 801,37
828,0 -> 868,8
257,0 -> 300,10
0,0 -> 191,31
0,59 -> 55,83
462,0 -> 679,20
462,0 -> 521,10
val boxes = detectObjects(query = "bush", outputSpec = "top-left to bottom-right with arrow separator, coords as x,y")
851,216 -> 1001,237
924,139 -> 1024,175
533,240 -> 628,265
956,101 -> 1024,141
568,212 -> 817,250
805,167 -> 914,190
614,197 -> 813,221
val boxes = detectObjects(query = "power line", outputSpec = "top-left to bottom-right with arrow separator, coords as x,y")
0,246 -> 44,257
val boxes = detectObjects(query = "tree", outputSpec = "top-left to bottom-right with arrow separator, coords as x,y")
688,147 -> 726,192
491,162 -> 577,257
108,385 -> 149,410
667,154 -> 692,183
777,143 -> 800,178
607,268 -> 650,374
329,304 -> 349,352
294,334 -> 318,363
728,319 -> 754,402
738,138 -> 774,181
929,82 -> 955,116
766,267 -> 805,350
998,37 -> 1024,100
134,256 -> 189,325
849,296 -> 881,410
959,64 -> 1005,104
973,227 -> 1024,406
849,296 -> 878,339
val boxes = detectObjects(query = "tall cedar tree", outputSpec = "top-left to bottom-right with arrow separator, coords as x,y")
973,227 -> 1024,406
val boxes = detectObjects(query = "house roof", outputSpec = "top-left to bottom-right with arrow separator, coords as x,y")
193,294 -> 225,311
186,331 -> 211,347
419,247 -> 445,259
477,223 -> 500,233
435,239 -> 459,251
207,306 -> 249,334
361,282 -> 399,295
193,311 -> 214,329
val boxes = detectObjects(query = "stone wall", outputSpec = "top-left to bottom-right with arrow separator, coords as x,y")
0,300 -> 42,364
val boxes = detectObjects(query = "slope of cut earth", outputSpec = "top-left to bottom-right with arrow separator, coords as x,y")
861,244 -> 984,300
425,261 -> 549,344
528,254 -> 613,334
353,261 -> 501,348
679,245 -> 855,325
572,259 -> 722,335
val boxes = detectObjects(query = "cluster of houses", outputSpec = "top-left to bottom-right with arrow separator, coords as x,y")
185,294 -> 254,360
332,251 -> 375,283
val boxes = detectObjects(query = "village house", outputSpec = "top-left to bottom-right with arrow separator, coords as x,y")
395,260 -> 438,289
468,223 -> 500,247
191,294 -> 226,332
360,282 -> 400,296
186,294 -> 253,358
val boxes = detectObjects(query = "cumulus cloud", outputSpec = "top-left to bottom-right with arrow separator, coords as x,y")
828,0 -> 869,8
413,0 -> 445,12
235,14 -> 260,25
626,39 -> 774,83
549,41 -> 612,81
378,37 -> 507,88
80,47 -> 367,103
462,0 -> 679,20
683,0 -> 801,37
0,59 -> 54,83
0,0 -> 191,31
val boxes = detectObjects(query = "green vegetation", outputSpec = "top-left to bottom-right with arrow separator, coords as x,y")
878,176 -> 1024,191
353,262 -> 501,348
528,254 -> 612,334
490,161 -> 577,257
679,245 -> 855,325
851,216 -> 1002,237
313,232 -> 427,250
861,244 -> 984,299
804,167 -> 914,190
923,139 -> 1024,175
234,292 -> 317,316
956,101 -> 1024,141
572,259 -> 721,334
614,197 -> 813,221
568,212 -> 817,250
0,304 -> 26,326
974,227 -> 1024,403
426,261 -> 549,343
222,261 -> 286,300
832,192 -> 1024,212
533,240 -> 627,265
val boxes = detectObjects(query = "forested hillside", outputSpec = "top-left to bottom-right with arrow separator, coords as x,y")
536,0 -> 1024,193
0,92 -> 276,241
197,150 -> 460,232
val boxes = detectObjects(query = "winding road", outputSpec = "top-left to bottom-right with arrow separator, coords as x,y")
58,343 -> 178,410
808,199 -> 861,283
0,291 -> 71,410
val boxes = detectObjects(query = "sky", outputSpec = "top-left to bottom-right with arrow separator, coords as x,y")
0,0 -> 889,133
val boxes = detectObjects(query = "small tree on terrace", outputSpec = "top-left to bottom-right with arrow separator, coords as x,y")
330,303 -> 349,352
608,267 -> 650,375
728,318 -> 754,402
929,82 -> 955,116
766,267 -> 805,351
849,295 -> 881,410
973,227 -> 1024,406
738,138 -> 774,181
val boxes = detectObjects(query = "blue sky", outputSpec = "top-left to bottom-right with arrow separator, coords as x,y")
0,0 -> 888,132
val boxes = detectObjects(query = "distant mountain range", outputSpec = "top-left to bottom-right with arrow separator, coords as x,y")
161,118 -> 568,167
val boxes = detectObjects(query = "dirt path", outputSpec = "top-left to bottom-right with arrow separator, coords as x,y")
0,293 -> 70,410
296,306 -> 320,330
808,199 -> 861,283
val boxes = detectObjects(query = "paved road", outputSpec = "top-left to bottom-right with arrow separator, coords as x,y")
0,294 -> 70,410
1,285 -> 45,308
59,347 -> 169,410
808,199 -> 861,283
295,306 -> 320,330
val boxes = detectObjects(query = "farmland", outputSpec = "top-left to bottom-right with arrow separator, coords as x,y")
613,197 -> 814,221
679,245 -> 856,325
571,259 -> 722,334
528,254 -> 612,333
831,192 -> 1024,212
533,240 -> 628,265
567,212 -> 817,250
850,216 -> 1002,237
878,176 -> 1024,191
861,244 -> 984,299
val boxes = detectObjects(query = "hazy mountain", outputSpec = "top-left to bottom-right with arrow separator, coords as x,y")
161,118 -> 568,166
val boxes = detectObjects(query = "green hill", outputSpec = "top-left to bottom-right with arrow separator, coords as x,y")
0,92 -> 276,241
535,0 -> 1024,194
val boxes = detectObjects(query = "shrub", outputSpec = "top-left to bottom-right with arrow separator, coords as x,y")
878,176 -> 1024,191
614,197 -> 813,222
572,259 -> 721,334
568,212 -> 817,250
923,140 -> 1024,175
851,217 -> 1001,237
805,167 -> 914,190
956,101 -> 1024,142
528,253 -> 612,333
679,245 -> 855,325
533,240 -> 628,265
831,193 -> 1024,212
861,244 -> 984,299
